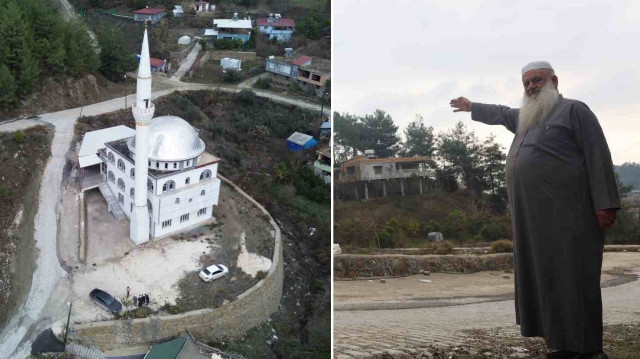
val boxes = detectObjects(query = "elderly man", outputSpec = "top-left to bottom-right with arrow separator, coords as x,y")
450,61 -> 619,359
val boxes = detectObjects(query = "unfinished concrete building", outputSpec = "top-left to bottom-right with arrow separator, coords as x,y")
334,151 -> 435,200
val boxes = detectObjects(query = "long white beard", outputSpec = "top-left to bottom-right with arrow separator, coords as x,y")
518,82 -> 560,133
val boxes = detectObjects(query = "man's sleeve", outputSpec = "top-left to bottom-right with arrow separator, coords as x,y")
571,102 -> 621,211
470,103 -> 519,134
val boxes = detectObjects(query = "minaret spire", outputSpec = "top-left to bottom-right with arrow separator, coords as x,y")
130,23 -> 154,245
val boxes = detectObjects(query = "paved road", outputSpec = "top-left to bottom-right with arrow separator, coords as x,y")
171,44 -> 202,81
0,80 -> 327,359
333,278 -> 640,358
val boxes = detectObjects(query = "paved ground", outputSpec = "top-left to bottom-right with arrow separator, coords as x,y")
0,75 -> 326,358
333,253 -> 640,358
84,189 -> 134,264
171,43 -> 202,81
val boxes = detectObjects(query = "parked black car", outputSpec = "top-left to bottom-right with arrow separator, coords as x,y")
89,288 -> 122,314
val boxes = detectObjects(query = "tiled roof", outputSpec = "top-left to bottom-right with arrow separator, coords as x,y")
133,8 -> 165,15
150,57 -> 165,67
256,18 -> 295,27
293,55 -> 313,66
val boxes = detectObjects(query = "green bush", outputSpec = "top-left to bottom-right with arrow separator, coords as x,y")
253,76 -> 271,89
214,38 -> 243,50
491,239 -> 513,253
256,270 -> 267,280
480,219 -> 511,242
13,131 -> 25,143
431,240 -> 453,255
235,89 -> 256,104
135,307 -> 149,318
0,185 -> 10,197
223,69 -> 240,83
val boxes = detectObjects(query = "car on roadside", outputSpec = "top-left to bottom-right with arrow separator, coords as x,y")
89,288 -> 122,314
199,264 -> 229,282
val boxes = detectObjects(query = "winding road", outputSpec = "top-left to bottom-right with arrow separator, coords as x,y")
0,79 -> 329,358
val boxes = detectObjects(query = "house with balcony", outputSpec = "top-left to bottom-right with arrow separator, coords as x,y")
133,7 -> 166,23
209,14 -> 252,44
257,14 -> 295,41
314,145 -> 331,184
334,151 -> 435,200
265,55 -> 331,96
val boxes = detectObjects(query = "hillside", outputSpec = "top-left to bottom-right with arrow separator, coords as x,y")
615,162 -> 640,190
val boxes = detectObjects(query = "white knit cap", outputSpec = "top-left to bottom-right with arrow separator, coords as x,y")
522,61 -> 554,75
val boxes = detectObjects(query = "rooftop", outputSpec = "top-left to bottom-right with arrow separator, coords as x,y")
213,18 -> 252,29
342,155 -> 432,165
256,17 -> 295,27
133,7 -> 165,15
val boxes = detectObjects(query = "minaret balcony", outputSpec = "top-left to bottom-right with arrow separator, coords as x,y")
132,103 -> 155,124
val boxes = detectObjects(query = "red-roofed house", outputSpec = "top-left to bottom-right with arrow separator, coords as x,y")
149,57 -> 167,72
257,14 -> 295,41
133,7 -> 166,23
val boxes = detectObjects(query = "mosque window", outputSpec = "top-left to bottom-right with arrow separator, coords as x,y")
174,162 -> 177,169
180,213 -> 189,223
147,179 -> 154,192
162,219 -> 172,228
118,193 -> 124,204
197,208 -> 207,216
164,163 -> 168,169
185,177 -> 190,185
200,169 -> 212,180
118,178 -> 125,190
108,152 -> 114,163
201,190 -> 205,196
130,188 -> 135,197
175,198 -> 180,204
108,171 -> 115,183
162,180 -> 175,192
130,168 -> 135,178
147,200 -> 152,212
118,159 -> 125,171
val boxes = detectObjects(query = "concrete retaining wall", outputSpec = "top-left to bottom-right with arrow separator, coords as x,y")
209,51 -> 257,61
334,253 -> 513,279
71,175 -> 283,351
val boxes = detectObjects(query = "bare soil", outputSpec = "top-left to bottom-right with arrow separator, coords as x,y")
0,126 -> 54,328
182,53 -> 265,85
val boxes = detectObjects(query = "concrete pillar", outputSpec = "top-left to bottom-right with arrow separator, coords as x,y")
401,179 -> 405,196
419,178 -> 423,194
382,181 -> 387,197
354,186 -> 359,200
364,182 -> 369,199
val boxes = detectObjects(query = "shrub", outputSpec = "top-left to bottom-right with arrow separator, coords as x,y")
198,39 -> 207,50
13,131 -> 25,143
235,89 -> 256,104
135,307 -> 149,318
0,186 -> 10,197
256,270 -> 267,280
491,239 -> 513,253
214,38 -> 243,50
432,240 -> 453,255
480,220 -> 510,242
253,76 -> 271,89
223,69 -> 240,83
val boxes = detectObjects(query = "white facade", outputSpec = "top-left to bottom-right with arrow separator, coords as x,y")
102,141 -> 221,239
220,57 -> 242,71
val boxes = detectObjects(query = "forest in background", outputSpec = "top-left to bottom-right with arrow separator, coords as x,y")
334,110 -> 640,248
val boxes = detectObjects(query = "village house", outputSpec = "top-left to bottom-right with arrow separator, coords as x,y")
314,145 -> 331,184
133,7 -> 166,23
194,1 -> 214,12
265,55 -> 331,96
257,14 -> 295,41
208,13 -> 252,44
334,151 -> 435,200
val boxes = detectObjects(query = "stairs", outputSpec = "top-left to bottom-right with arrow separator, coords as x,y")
98,183 -> 125,221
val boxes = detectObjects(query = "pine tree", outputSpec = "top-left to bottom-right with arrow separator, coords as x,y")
402,115 -> 435,157
17,48 -> 40,96
0,64 -> 17,107
98,26 -> 134,81
361,109 -> 400,158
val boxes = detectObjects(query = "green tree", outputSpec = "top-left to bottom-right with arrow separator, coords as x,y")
0,64 -> 17,107
361,109 -> 400,158
98,26 -> 134,81
442,210 -> 468,245
333,112 -> 364,161
297,16 -> 322,39
436,121 -> 485,196
17,48 -> 40,95
402,115 -> 435,157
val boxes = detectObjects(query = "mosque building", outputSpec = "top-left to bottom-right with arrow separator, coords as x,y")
77,26 -> 221,244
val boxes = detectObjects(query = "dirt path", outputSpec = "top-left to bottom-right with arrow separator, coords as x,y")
171,44 -> 202,81
0,79 -> 327,358
334,253 -> 640,358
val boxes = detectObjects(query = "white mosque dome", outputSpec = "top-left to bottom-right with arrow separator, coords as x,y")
128,116 -> 205,162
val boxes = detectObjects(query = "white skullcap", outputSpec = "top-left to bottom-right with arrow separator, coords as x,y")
522,61 -> 554,75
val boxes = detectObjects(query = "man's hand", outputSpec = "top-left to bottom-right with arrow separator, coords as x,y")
450,97 -> 472,112
596,209 -> 617,231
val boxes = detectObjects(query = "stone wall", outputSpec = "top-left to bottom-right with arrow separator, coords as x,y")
209,51 -> 258,61
334,253 -> 513,279
71,175 -> 283,351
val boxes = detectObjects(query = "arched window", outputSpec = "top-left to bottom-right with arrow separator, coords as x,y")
130,188 -> 135,197
130,168 -> 135,178
175,198 -> 180,204
162,180 -> 175,192
201,190 -> 205,196
147,200 -> 152,212
108,171 -> 115,183
108,152 -> 114,163
117,159 -> 125,171
147,179 -> 154,192
185,177 -> 190,185
117,178 -> 125,190
200,169 -> 211,180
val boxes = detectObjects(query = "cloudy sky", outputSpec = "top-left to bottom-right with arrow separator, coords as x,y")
333,0 -> 640,165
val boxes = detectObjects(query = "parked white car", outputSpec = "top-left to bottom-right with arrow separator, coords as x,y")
199,264 -> 229,282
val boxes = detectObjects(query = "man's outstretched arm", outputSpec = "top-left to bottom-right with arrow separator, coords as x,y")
450,96 -> 519,134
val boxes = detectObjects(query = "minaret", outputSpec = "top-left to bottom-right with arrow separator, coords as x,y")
130,24 -> 154,245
